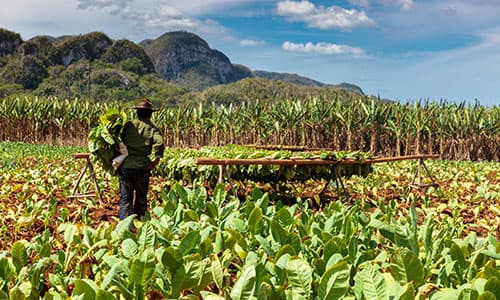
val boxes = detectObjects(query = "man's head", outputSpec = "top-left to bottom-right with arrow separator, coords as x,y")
134,98 -> 157,119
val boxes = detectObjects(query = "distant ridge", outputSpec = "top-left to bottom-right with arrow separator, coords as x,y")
253,70 -> 364,95
0,27 -> 364,100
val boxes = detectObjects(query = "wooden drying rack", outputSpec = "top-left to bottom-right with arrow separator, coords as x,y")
194,154 -> 440,197
69,153 -> 103,203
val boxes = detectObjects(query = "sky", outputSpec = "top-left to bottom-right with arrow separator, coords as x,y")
1,0 -> 500,106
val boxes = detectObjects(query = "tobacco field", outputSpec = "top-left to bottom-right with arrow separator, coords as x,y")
0,141 -> 499,299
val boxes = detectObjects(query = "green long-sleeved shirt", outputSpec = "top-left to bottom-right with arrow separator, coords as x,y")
121,117 -> 164,169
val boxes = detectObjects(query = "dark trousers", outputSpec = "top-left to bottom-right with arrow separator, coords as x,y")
119,168 -> 150,220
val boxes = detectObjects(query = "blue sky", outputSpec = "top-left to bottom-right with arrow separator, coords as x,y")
2,0 -> 500,106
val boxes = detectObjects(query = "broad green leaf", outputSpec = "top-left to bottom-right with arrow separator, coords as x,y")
11,241 -> 27,272
270,219 -> 287,246
162,246 -> 183,274
317,261 -> 350,300
323,237 -> 341,262
458,288 -> 479,300
212,256 -> 224,290
276,244 -> 296,260
179,230 -> 201,255
248,206 -> 264,235
390,247 -> 424,286
102,260 -> 128,290
275,207 -> 293,228
121,238 -> 138,258
483,277 -> 500,297
174,183 -> 189,204
96,289 -> 118,300
213,184 -> 227,208
231,265 -> 256,300
398,282 -> 416,300
9,286 -> 26,300
137,223 -> 156,250
200,291 -> 225,300
355,264 -> 387,300
73,279 -> 98,300
130,248 -> 156,287
428,288 -> 459,299
215,229 -> 224,253
286,257 -> 312,298
114,215 -> 136,237
0,257 -> 13,283
450,242 -> 467,270
182,254 -> 204,286
478,291 -> 497,300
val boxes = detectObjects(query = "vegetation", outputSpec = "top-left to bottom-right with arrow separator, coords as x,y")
0,142 -> 498,298
0,95 -> 498,161
0,27 -> 363,99
154,145 -> 373,186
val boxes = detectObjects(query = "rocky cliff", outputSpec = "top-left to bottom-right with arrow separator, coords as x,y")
143,31 -> 248,90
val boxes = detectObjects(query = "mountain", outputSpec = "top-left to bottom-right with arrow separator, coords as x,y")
143,31 -> 251,90
0,27 -> 364,100
253,70 -> 363,95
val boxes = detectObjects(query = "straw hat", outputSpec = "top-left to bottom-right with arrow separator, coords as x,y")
134,98 -> 158,111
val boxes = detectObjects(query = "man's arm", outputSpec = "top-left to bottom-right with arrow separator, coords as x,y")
149,127 -> 164,170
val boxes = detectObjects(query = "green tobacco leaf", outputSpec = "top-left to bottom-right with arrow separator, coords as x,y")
11,241 -> 27,272
211,256 -> 224,290
458,288 -> 479,300
130,248 -> 156,288
317,261 -> 350,300
162,246 -> 183,275
390,247 -> 424,286
286,257 -> 312,298
355,264 -> 387,300
102,260 -> 128,290
174,183 -> 189,204
179,230 -> 201,255
121,238 -> 138,258
483,277 -> 500,297
270,219 -> 288,246
0,257 -> 13,283
248,206 -> 264,235
114,215 -> 136,238
213,184 -> 227,208
428,288 -> 459,299
96,288 -> 118,300
182,254 -> 204,288
9,286 -> 26,300
73,279 -> 98,300
275,207 -> 293,228
231,265 -> 257,300
137,223 -> 156,250
478,291 -> 497,300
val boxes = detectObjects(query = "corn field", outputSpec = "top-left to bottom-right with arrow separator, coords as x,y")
0,96 -> 499,161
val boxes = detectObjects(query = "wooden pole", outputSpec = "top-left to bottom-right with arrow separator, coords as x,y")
194,154 -> 440,166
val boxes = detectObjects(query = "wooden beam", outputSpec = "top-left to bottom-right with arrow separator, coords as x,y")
194,154 -> 440,166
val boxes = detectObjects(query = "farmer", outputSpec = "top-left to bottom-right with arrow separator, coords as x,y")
118,98 -> 164,220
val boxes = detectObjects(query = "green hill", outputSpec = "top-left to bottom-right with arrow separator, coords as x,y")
0,27 -> 364,102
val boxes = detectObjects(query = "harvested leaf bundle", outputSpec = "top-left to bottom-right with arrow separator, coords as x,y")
88,109 -> 128,173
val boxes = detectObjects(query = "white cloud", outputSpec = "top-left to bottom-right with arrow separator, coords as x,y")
379,0 -> 413,10
240,39 -> 264,47
77,0 -> 133,14
276,0 -> 375,30
282,41 -> 365,56
349,0 -> 414,11
158,0 -> 268,16
75,0 -> 231,39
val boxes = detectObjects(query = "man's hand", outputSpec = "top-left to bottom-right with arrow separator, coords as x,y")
146,158 -> 160,170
